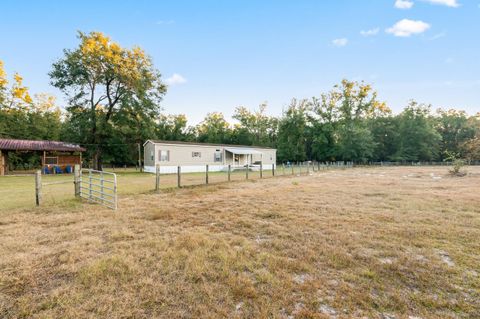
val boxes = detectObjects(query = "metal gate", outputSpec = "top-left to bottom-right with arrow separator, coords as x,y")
79,169 -> 117,210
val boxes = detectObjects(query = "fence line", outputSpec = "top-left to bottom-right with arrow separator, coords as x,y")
365,160 -> 480,166
30,161 -> 353,208
152,161 -> 353,193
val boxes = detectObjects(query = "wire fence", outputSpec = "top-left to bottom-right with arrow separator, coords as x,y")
364,160 -> 480,166
0,161 -> 354,210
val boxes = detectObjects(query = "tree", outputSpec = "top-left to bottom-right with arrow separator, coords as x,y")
391,101 -> 441,161
308,80 -> 390,162
435,109 -> 475,160
367,115 -> 399,162
232,103 -> 278,147
0,60 -> 7,106
462,113 -> 480,162
50,31 -> 166,170
196,112 -> 232,144
156,114 -> 195,141
309,94 -> 340,161
276,99 -> 309,162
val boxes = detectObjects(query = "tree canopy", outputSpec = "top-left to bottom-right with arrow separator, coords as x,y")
1,31 -> 480,170
49,31 -> 166,169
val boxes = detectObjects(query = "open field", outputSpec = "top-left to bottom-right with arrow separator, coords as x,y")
0,166 -> 479,318
0,167 -> 283,211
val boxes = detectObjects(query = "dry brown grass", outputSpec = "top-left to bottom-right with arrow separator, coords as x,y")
0,166 -> 479,318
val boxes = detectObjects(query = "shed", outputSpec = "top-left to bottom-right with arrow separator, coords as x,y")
0,138 -> 85,175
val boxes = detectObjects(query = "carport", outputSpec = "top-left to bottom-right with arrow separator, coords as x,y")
0,138 -> 85,175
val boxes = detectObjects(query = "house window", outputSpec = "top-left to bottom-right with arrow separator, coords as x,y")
45,157 -> 58,165
192,151 -> 201,158
214,150 -> 222,162
150,151 -> 154,161
158,150 -> 169,162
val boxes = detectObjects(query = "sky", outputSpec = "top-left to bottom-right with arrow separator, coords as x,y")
1,0 -> 479,124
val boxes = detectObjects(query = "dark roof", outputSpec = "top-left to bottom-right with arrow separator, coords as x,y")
147,140 -> 275,149
0,139 -> 85,152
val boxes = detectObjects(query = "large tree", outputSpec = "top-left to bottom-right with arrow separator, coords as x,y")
276,99 -> 309,162
435,109 -> 475,160
50,31 -> 166,170
232,103 -> 278,147
156,114 -> 195,141
196,112 -> 232,144
391,101 -> 441,161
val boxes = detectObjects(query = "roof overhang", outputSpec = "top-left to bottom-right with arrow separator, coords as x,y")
224,147 -> 263,155
0,139 -> 85,152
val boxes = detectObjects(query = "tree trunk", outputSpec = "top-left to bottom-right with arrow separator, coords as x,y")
92,146 -> 103,171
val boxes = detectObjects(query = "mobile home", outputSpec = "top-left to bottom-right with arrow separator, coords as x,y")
143,140 -> 276,173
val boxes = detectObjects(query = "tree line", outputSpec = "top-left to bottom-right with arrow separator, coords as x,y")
1,31 -> 479,170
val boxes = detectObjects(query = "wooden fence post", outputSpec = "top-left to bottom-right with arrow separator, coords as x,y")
74,164 -> 80,197
35,170 -> 42,206
291,164 -> 294,175
260,163 -> 263,178
228,164 -> 231,182
282,164 -> 285,175
246,167 -> 249,180
206,165 -> 209,184
177,166 -> 181,188
155,164 -> 160,192
299,163 -> 302,175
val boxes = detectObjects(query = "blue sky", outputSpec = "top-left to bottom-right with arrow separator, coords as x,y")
1,0 -> 479,123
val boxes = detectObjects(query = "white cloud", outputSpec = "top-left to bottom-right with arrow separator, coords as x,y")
386,19 -> 431,37
360,28 -> 380,37
165,73 -> 187,85
423,0 -> 459,7
332,38 -> 348,47
395,0 -> 414,9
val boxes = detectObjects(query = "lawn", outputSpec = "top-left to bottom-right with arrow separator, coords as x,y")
0,166 -> 479,318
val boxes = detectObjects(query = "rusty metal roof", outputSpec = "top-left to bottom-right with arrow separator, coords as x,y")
0,139 -> 85,152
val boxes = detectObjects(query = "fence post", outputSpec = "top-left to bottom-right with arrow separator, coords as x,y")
282,164 -> 285,175
260,163 -> 263,179
74,164 -> 80,197
177,166 -> 181,188
307,162 -> 310,175
155,164 -> 160,192
272,163 -> 275,177
206,164 -> 209,184
35,170 -> 42,206
299,163 -> 302,175
246,166 -> 249,180
100,171 -> 105,204
291,163 -> 294,175
228,164 -> 231,182
113,174 -> 118,210
88,169 -> 93,201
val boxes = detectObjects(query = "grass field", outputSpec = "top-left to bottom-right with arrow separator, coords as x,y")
0,167 -> 284,211
0,166 -> 479,318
